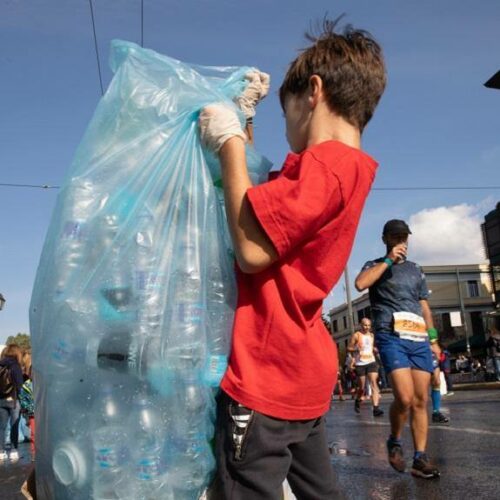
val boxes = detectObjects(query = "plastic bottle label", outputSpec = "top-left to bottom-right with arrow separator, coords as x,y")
136,457 -> 160,480
95,447 -> 124,469
174,303 -> 204,324
205,355 -> 228,387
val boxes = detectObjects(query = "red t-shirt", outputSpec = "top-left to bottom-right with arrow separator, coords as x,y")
220,140 -> 378,420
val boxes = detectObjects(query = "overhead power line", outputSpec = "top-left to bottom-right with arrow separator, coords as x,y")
141,0 -> 144,47
0,183 -> 60,189
88,0 -> 104,96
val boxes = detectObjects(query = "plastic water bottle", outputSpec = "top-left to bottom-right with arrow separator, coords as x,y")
54,181 -> 97,297
46,298 -> 98,398
204,261 -> 232,387
166,228 -> 206,377
52,408 -> 94,499
96,330 -> 163,387
133,208 -> 163,337
92,385 -> 132,500
128,395 -> 166,499
167,434 -> 215,498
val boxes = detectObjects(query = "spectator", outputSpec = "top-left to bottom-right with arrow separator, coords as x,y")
0,344 -> 24,462
471,358 -> 482,381
20,351 -> 35,459
485,313 -> 500,382
456,354 -> 469,373
439,347 -> 454,395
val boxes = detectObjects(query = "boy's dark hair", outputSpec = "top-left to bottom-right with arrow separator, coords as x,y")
279,15 -> 386,132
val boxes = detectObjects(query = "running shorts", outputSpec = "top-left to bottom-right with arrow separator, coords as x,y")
375,331 -> 434,374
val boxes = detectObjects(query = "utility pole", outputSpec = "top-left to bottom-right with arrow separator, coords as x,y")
455,268 -> 471,355
344,266 -> 355,335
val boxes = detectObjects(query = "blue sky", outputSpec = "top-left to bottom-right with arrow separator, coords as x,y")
1,0 -> 499,343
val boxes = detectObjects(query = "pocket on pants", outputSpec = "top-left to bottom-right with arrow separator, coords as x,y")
228,399 -> 255,462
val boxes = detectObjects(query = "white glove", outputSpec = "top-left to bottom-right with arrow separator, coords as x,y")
234,70 -> 270,119
199,103 -> 246,153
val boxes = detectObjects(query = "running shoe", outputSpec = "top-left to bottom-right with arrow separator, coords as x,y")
411,454 -> 440,479
9,449 -> 19,462
432,412 -> 449,424
387,440 -> 406,473
445,391 -> 454,396
373,406 -> 384,417
0,450 -> 7,461
354,398 -> 361,413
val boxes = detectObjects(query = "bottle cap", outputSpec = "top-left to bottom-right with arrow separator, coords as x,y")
53,441 -> 87,487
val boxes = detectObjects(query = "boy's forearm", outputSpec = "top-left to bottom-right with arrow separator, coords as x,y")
219,137 -> 278,273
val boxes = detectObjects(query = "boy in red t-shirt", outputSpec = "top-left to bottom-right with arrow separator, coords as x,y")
200,16 -> 386,499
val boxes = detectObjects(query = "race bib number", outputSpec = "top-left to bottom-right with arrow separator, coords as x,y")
393,312 -> 428,342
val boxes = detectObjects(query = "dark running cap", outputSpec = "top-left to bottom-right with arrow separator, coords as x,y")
383,219 -> 411,235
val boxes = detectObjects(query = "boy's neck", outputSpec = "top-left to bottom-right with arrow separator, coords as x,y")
307,103 -> 361,150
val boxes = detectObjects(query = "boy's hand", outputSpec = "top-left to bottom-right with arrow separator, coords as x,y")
199,103 -> 246,153
234,71 -> 270,119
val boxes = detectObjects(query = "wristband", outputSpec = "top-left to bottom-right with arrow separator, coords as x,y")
384,257 -> 393,267
427,327 -> 438,342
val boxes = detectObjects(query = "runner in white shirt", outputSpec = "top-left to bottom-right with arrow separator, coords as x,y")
347,318 -> 384,417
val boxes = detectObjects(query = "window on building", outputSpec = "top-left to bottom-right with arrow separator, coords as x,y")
333,320 -> 338,332
470,311 -> 485,337
357,309 -> 364,324
343,316 -> 347,329
441,312 -> 456,341
467,280 -> 479,297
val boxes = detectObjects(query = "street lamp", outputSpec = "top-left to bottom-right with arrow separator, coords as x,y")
0,294 -> 5,311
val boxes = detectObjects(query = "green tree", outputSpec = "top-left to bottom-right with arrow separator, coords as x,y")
5,332 -> 31,351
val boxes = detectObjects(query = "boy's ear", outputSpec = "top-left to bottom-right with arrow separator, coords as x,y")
308,75 -> 323,108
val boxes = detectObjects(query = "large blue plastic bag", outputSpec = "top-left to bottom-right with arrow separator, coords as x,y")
30,40 -> 272,500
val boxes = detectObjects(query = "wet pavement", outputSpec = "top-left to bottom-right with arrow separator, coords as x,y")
326,389 -> 500,499
1,389 -> 498,499
0,442 -> 33,499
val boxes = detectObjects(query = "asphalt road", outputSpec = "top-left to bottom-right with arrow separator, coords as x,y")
326,389 -> 500,500
1,389 -> 498,499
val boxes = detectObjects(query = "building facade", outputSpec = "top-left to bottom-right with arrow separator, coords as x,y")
329,264 -> 495,362
482,202 -> 500,307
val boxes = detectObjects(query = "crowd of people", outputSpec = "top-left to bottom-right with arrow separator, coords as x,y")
0,345 -> 35,463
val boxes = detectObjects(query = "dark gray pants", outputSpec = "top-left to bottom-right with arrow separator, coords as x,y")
214,392 -> 337,500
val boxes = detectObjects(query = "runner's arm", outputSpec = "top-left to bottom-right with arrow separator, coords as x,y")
355,263 -> 390,291
355,243 -> 407,291
420,299 -> 434,330
347,332 -> 360,352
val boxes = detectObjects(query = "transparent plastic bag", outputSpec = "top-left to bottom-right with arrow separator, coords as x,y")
30,40 -> 271,500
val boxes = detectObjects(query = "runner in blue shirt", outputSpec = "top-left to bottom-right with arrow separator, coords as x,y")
355,219 -> 441,479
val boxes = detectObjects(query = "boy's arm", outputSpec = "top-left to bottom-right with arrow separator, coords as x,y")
219,137 -> 278,274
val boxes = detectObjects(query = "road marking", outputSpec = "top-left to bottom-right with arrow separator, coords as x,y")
341,419 -> 500,436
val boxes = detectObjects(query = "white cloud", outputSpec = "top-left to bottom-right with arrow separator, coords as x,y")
408,203 -> 487,265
